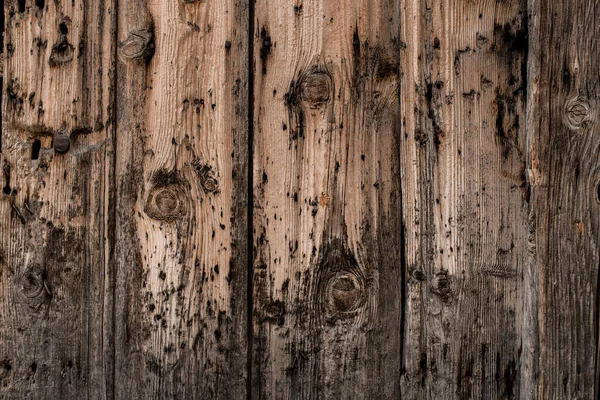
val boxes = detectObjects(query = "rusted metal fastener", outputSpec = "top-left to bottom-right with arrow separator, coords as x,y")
53,133 -> 70,153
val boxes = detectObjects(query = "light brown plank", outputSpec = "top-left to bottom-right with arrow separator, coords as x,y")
251,1 -> 403,398
113,0 -> 249,398
0,0 -> 116,397
400,0 -> 529,398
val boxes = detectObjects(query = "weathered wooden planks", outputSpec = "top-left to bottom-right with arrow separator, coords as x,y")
526,0 -> 600,397
2,0 -> 600,398
400,0 -> 529,398
112,0 -> 249,398
0,0 -> 116,397
251,1 -> 403,398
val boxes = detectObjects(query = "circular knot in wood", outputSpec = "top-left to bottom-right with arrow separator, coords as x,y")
144,170 -> 188,222
430,271 -> 455,303
328,273 -> 362,313
300,72 -> 332,109
119,29 -> 155,61
19,269 -> 46,299
17,268 -> 52,311
192,160 -> 220,193
145,186 -> 187,221
262,300 -> 286,326
563,96 -> 593,131
315,240 -> 367,323
49,39 -> 74,66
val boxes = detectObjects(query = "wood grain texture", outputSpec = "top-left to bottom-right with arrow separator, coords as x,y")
251,1 -> 403,398
527,0 -> 600,397
0,0 -> 116,397
113,0 -> 249,398
400,0 -> 529,398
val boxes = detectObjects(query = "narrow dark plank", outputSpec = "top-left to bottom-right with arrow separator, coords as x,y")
526,0 -> 600,397
0,0 -> 116,397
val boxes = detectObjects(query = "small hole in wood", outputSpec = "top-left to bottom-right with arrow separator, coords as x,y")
2,186 -> 10,195
35,0 -> 44,10
59,22 -> 68,35
18,0 -> 26,13
31,139 -> 41,160
596,181 -> 600,204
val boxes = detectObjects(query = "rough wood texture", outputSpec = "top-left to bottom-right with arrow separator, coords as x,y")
527,0 -> 600,397
113,0 -> 249,398
400,0 -> 529,398
0,0 -> 116,397
2,0 -> 600,398
251,1 -> 403,398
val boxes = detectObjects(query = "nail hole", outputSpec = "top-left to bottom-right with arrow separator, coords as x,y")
18,0 -> 26,13
31,139 -> 41,160
59,22 -> 68,35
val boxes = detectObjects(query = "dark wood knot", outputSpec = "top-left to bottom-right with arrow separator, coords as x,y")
49,39 -> 74,66
563,96 -> 593,131
328,273 -> 362,313
0,360 -> 12,379
144,170 -> 188,222
53,132 -> 70,153
119,29 -> 155,62
315,240 -> 366,323
145,186 -> 187,221
262,300 -> 286,326
300,71 -> 332,109
430,271 -> 455,303
17,268 -> 52,311
192,160 -> 219,193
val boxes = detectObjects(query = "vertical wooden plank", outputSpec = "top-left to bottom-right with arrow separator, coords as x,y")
113,0 -> 249,397
400,0 -> 529,398
526,0 -> 600,397
0,0 -> 116,397
252,1 -> 402,398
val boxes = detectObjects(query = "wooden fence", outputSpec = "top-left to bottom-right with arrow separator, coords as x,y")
0,0 -> 598,398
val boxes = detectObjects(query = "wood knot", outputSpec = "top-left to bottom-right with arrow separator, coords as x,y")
299,71 -> 332,109
430,271 -> 455,303
328,273 -> 361,313
0,360 -> 12,379
144,170 -> 188,222
192,159 -> 219,193
17,268 -> 52,311
262,300 -> 286,326
563,96 -> 594,131
49,39 -> 74,66
119,28 -> 155,62
315,240 -> 366,323
53,132 -> 70,153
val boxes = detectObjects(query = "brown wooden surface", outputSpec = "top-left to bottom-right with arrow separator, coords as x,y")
112,0 -> 249,398
399,1 -> 529,398
0,0 -> 116,398
251,1 -> 402,398
1,0 -> 599,399
527,0 -> 600,398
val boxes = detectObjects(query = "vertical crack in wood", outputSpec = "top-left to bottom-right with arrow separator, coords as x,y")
247,0 -> 255,397
109,0 -> 120,396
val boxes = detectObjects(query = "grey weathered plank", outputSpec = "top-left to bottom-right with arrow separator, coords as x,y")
400,0 -> 529,398
112,0 -> 249,398
251,1 -> 403,398
525,0 -> 600,397
0,0 -> 116,397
